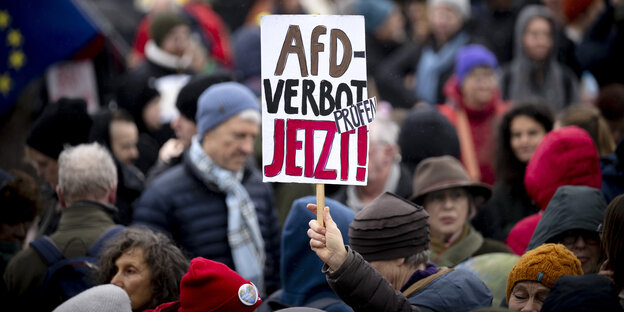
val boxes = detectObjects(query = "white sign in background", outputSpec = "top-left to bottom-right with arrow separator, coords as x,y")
261,14 -> 368,185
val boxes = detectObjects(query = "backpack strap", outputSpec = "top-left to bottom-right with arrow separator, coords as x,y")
87,225 -> 125,258
30,236 -> 65,266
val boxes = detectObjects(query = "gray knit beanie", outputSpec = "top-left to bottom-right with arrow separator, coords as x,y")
349,192 -> 430,262
52,284 -> 132,312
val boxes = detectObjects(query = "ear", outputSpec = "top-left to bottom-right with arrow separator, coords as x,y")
56,185 -> 67,208
394,257 -> 406,266
107,183 -> 118,205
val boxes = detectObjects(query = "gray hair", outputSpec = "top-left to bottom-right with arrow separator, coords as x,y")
370,117 -> 399,146
58,143 -> 117,199
238,109 -> 261,125
404,249 -> 430,269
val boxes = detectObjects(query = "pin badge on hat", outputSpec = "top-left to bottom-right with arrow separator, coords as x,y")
238,283 -> 259,306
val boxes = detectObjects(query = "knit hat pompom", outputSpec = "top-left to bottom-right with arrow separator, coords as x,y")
179,257 -> 262,312
506,243 -> 583,303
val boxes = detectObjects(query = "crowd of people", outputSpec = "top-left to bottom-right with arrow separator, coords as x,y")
2,0 -> 624,311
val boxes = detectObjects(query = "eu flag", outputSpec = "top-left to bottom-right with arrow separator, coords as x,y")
0,0 -> 99,115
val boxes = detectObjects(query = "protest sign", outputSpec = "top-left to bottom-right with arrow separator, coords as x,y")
261,14 -> 373,186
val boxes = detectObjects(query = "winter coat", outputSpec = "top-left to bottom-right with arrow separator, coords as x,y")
601,140 -> 624,203
324,246 -> 493,312
258,197 -> 353,312
456,252 -> 520,307
431,225 -> 511,268
479,181 -> 540,241
438,75 -> 510,185
506,126 -> 602,254
527,185 -> 606,251
132,153 -> 281,294
3,201 -> 118,310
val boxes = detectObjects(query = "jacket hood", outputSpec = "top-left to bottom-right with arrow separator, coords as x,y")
524,126 -> 601,210
513,5 -> 557,63
279,196 -> 354,306
527,185 -> 605,251
540,275 -> 623,312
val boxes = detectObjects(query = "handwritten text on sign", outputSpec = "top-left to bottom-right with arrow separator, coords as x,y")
261,15 -> 369,185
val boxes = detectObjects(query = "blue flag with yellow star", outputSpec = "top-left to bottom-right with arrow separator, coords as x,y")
0,0 -> 99,114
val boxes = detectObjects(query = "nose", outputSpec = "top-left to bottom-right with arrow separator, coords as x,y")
110,271 -> 123,287
171,116 -> 180,130
240,137 -> 255,155
574,236 -> 587,249
130,147 -> 139,161
520,298 -> 539,312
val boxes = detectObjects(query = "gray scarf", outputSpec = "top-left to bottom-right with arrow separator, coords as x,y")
189,136 -> 265,291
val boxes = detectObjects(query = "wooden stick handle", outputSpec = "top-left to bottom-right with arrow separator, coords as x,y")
316,184 -> 325,227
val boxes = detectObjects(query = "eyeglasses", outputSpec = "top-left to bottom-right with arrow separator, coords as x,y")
558,230 -> 601,248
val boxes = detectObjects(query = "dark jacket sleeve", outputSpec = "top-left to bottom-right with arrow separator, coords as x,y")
323,246 -> 420,312
375,43 -> 422,109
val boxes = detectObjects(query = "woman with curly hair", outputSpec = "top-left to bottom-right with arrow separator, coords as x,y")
477,102 -> 553,240
97,227 -> 189,311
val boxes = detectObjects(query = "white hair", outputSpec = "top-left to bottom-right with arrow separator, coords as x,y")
238,109 -> 261,125
404,250 -> 431,269
58,143 -> 117,199
370,117 -> 399,146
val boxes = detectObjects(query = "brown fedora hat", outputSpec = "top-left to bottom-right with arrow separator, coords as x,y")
409,155 -> 492,205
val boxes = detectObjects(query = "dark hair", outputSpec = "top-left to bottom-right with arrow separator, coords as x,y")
97,227 -> 189,310
603,194 -> 624,290
0,169 -> 40,225
495,102 -> 554,186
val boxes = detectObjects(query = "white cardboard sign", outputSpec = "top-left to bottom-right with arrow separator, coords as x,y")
261,14 -> 370,185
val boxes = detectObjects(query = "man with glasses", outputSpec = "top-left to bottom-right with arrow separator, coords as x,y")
527,185 -> 606,274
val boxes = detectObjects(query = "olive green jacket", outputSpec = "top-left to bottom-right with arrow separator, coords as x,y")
431,225 -> 511,268
3,201 -> 117,310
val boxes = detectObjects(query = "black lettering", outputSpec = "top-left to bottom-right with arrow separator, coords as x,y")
264,79 -> 284,114
302,79 -> 320,116
284,79 -> 299,114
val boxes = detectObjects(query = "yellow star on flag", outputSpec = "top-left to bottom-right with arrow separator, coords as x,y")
0,11 -> 9,30
0,72 -> 12,96
7,28 -> 22,47
9,50 -> 25,70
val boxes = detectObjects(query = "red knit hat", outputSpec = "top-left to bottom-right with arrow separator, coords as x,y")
179,257 -> 261,312
524,126 -> 601,211
562,0 -> 598,24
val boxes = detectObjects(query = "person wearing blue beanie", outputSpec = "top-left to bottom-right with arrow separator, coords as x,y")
133,80 -> 282,297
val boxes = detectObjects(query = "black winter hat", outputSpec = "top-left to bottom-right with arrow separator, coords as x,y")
399,106 -> 461,174
26,98 -> 93,160
176,73 -> 232,121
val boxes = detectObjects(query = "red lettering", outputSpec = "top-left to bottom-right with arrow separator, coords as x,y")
264,119 -> 285,177
356,126 -> 368,181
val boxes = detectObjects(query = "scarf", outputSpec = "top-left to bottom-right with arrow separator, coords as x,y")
189,136 -> 265,291
415,32 -> 470,105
